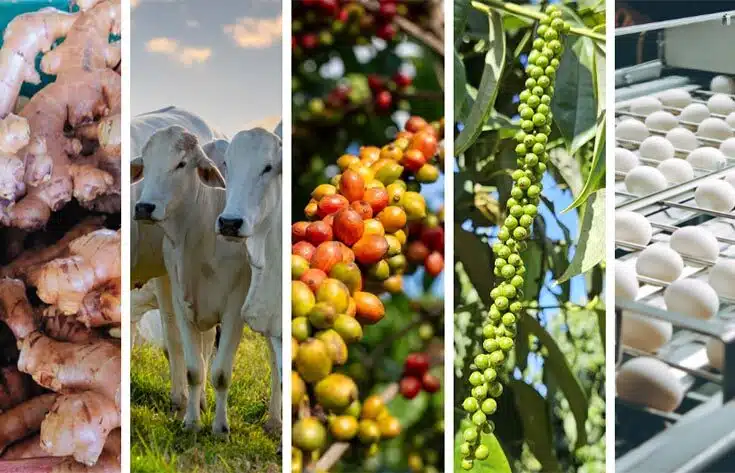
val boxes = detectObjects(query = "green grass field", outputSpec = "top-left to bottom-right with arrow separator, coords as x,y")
131,329 -> 280,473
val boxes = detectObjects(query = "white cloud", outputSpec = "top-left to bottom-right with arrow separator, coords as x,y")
224,15 -> 282,48
145,38 -> 211,66
177,47 -> 212,66
146,37 -> 178,54
186,19 -> 200,28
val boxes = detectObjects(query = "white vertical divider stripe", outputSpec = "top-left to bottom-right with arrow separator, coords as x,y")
121,0 -> 132,471
282,0 -> 293,470
443,0 -> 455,470
604,1 -> 616,471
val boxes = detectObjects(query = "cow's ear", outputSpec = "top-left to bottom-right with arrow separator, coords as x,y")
131,156 -> 144,183
197,157 -> 226,188
202,139 -> 230,171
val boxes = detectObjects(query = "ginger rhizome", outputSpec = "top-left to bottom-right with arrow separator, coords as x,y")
0,225 -> 121,468
0,0 -> 121,230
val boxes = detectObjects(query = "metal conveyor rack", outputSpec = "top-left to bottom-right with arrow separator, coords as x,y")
615,14 -> 735,468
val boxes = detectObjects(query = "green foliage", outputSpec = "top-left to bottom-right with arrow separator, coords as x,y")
453,0 -> 605,471
130,334 -> 279,473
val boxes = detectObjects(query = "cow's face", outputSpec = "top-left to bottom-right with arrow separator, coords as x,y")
216,128 -> 281,239
131,125 -> 225,222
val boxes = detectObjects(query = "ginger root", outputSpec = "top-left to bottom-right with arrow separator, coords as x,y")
0,392 -> 57,455
17,333 -> 121,407
0,366 -> 35,411
4,69 -> 121,230
40,0 -> 121,77
40,392 -> 120,466
31,229 -> 120,315
0,278 -> 36,340
0,9 -> 77,118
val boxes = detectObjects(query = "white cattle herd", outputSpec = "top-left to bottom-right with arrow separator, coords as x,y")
130,106 -> 282,435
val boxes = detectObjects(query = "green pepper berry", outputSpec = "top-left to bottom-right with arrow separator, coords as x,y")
481,398 -> 498,415
525,77 -> 536,89
500,264 -> 516,279
472,411 -> 487,426
488,382 -> 504,397
474,354 -> 490,370
472,384 -> 488,399
469,371 -> 485,386
463,397 -> 479,413
483,324 -> 496,339
460,442 -> 472,456
502,313 -> 516,326
519,214 -> 534,228
475,445 -> 490,460
463,427 -> 479,442
510,275 -> 524,287
483,367 -> 497,382
527,95 -> 540,109
537,76 -> 551,89
483,337 -> 499,352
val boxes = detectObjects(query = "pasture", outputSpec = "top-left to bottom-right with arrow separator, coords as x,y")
131,327 -> 280,473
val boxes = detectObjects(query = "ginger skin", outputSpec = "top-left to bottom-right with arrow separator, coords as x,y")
4,69 -> 121,230
0,366 -> 34,411
17,333 -> 121,406
0,217 -> 104,280
77,279 -> 121,328
0,10 -> 77,118
31,229 -> 120,315
0,278 -> 36,340
0,393 -> 57,455
41,392 -> 120,466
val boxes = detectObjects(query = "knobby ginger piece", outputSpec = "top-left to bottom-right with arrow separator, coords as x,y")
2,428 -> 119,462
41,391 -> 120,466
17,333 -> 121,406
6,69 -> 121,230
0,367 -> 34,411
0,114 -> 30,203
0,9 -> 77,118
78,278 -> 121,327
0,433 -> 47,459
32,229 -> 120,315
0,393 -> 57,454
31,256 -> 97,315
41,0 -> 121,76
42,309 -> 97,344
0,278 -> 36,340
0,217 -> 104,279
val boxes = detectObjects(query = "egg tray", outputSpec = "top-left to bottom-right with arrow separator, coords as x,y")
614,88 -> 735,207
614,167 -> 735,471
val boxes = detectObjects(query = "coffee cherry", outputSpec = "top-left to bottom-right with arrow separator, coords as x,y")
400,376 -> 422,399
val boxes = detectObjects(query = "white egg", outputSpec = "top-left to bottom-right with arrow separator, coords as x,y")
639,136 -> 675,161
711,75 -> 735,94
719,137 -> 735,158
707,94 -> 735,115
625,166 -> 668,196
709,258 -> 735,299
616,118 -> 650,142
630,96 -> 663,116
680,103 -> 711,124
697,117 -> 734,140
725,171 -> 735,187
615,148 -> 639,173
686,147 -> 726,170
616,211 -> 652,246
657,159 -> 693,184
694,179 -> 735,212
621,311 -> 672,353
645,111 -> 678,131
706,337 -> 724,371
664,279 -> 720,320
657,88 -> 692,108
665,127 -> 699,151
616,357 -> 684,412
615,264 -> 640,301
636,244 -> 684,282
727,112 -> 735,129
669,226 -> 720,263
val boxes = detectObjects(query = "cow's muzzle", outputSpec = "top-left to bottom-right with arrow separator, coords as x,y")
218,216 -> 244,238
134,202 -> 156,221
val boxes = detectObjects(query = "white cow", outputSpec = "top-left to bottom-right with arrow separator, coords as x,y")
215,125 -> 282,433
132,125 -> 268,435
131,106 -> 227,416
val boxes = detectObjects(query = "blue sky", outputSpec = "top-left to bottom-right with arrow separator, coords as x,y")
131,0 -> 282,135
